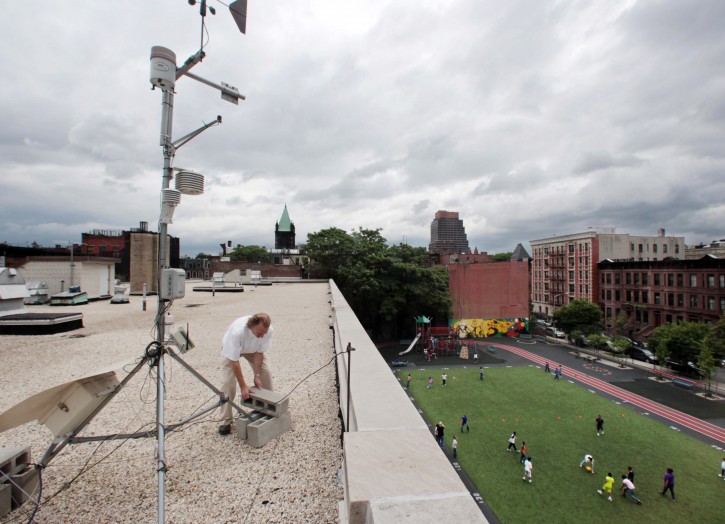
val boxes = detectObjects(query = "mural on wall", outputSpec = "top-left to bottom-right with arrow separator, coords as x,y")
451,318 -> 530,338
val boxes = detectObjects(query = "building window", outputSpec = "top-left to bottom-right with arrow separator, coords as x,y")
606,289 -> 612,300
638,243 -> 643,253
642,274 -> 648,285
654,292 -> 661,305
569,257 -> 575,266
626,273 -> 632,285
544,247 -> 549,254
615,290 -> 621,301
626,290 -> 632,302
653,244 -> 658,253
606,273 -> 611,284
569,284 -> 575,293
585,256 -> 589,266
606,307 -> 612,318
675,244 -> 680,254
690,274 -> 697,287
708,297 -> 715,310
654,273 -> 660,286
642,291 -> 649,303
720,274 -> 725,288
634,273 -> 640,285
569,270 -> 575,280
663,244 -> 668,253
630,243 -> 635,251
677,294 -> 684,307
634,290 -> 640,302
677,274 -> 683,287
569,244 -> 575,253
721,297 -> 725,311
615,273 -> 620,285
668,293 -> 674,306
690,295 -> 698,308
707,274 -> 715,288
667,273 -> 674,287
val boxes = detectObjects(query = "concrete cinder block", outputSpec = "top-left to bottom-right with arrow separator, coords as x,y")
0,447 -> 31,477
241,388 -> 289,417
234,411 -> 266,441
0,483 -> 11,518
10,466 -> 39,509
246,411 -> 291,448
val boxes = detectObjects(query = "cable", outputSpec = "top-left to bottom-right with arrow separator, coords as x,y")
277,348 -> 349,403
242,438 -> 281,524
26,465 -> 42,524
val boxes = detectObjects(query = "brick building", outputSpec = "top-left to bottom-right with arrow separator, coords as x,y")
438,244 -> 531,337
530,228 -> 685,320
599,255 -> 725,340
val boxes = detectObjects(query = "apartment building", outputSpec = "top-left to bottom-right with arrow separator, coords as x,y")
599,256 -> 725,339
530,228 -> 685,319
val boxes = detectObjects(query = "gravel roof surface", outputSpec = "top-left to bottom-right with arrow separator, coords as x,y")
0,282 -> 343,523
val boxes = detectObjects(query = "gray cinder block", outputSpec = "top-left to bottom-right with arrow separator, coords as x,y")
10,466 -> 39,509
0,447 -> 31,477
246,411 -> 291,448
234,411 -> 266,441
241,388 -> 289,417
0,483 -> 11,518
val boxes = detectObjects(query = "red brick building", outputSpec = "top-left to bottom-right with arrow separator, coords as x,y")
599,256 -> 725,340
437,245 -> 531,337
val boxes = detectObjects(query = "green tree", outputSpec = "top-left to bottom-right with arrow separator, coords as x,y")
703,315 -> 725,362
300,227 -> 355,279
195,252 -> 212,259
585,333 -> 609,360
649,321 -> 710,375
490,252 -> 512,262
301,229 -> 450,339
229,245 -> 272,263
697,344 -> 718,396
553,299 -> 602,335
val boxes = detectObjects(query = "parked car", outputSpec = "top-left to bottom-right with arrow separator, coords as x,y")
389,357 -> 409,367
545,327 -> 566,339
626,346 -> 658,364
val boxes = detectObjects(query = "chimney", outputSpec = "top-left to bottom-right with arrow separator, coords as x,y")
140,221 -> 148,232
658,228 -> 665,237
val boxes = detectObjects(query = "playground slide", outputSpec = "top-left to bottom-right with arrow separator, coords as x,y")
398,333 -> 422,355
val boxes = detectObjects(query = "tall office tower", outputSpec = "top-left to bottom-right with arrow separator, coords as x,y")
429,210 -> 470,254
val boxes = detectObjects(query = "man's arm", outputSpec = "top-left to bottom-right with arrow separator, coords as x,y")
252,352 -> 264,389
230,360 -> 251,400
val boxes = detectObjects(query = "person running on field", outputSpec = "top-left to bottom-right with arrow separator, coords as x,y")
597,472 -> 615,501
507,431 -> 518,452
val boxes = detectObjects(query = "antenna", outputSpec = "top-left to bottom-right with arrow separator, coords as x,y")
0,4 -> 253,523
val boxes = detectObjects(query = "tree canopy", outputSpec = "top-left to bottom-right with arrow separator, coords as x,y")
229,244 -> 272,263
301,227 -> 451,339
647,320 -> 710,365
552,299 -> 602,335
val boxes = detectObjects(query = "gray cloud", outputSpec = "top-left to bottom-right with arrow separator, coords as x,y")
1,1 -> 723,257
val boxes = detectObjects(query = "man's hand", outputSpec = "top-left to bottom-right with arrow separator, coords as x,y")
254,376 -> 263,389
241,385 -> 251,400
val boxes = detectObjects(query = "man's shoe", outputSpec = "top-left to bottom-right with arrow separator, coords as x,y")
218,424 -> 232,436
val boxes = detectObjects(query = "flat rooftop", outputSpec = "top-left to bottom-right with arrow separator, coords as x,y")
0,281 -> 342,522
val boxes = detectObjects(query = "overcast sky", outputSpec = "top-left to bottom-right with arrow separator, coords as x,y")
2,0 -> 724,257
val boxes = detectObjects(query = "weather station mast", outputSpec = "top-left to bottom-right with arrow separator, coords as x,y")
148,1 -> 248,521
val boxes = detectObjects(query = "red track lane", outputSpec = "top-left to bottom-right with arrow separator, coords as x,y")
494,342 -> 725,445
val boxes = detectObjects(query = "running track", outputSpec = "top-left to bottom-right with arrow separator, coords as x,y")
491,342 -> 725,445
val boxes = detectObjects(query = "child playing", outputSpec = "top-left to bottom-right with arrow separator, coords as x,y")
597,472 -> 615,501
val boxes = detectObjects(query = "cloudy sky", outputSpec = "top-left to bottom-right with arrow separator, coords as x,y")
2,0 -> 724,257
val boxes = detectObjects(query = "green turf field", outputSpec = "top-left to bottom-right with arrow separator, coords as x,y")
403,366 -> 725,524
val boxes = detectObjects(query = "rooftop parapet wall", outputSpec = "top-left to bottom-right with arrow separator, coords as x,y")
329,280 -> 487,524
